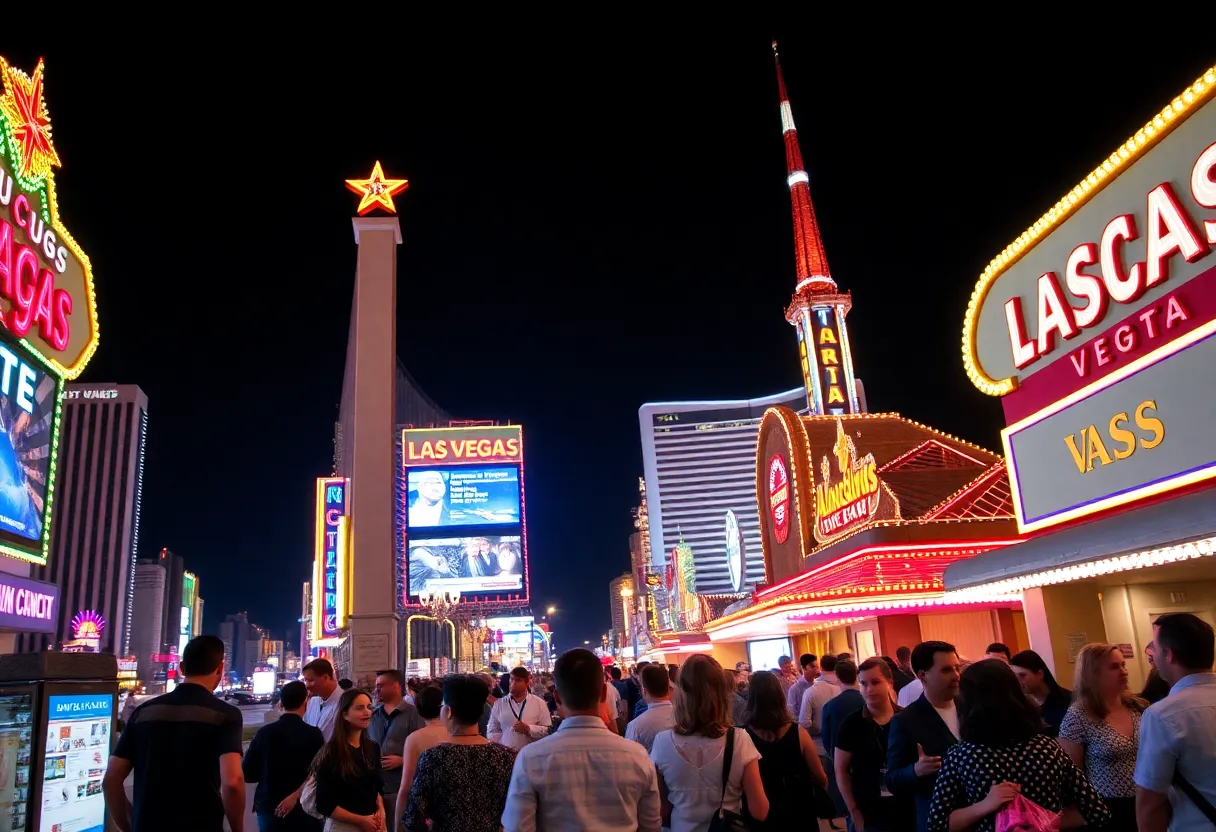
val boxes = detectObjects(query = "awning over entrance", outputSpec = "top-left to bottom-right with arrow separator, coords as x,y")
944,488 -> 1216,594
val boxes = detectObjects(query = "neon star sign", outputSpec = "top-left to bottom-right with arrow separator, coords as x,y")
0,58 -> 60,182
345,161 -> 408,216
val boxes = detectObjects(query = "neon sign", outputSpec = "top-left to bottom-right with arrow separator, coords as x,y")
1001,146 -> 1215,373
0,57 -> 99,377
404,426 -> 523,464
768,455 -> 791,544
814,419 -> 881,544
962,66 -> 1215,398
314,477 -> 348,640
345,161 -> 408,216
70,609 -> 105,641
0,55 -> 101,567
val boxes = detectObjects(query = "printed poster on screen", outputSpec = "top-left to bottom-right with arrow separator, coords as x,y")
406,465 -> 521,530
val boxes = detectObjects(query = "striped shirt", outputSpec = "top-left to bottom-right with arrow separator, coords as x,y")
502,715 -> 661,832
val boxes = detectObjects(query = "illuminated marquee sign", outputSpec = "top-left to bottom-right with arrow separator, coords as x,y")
963,69 -> 1215,406
0,57 -> 98,379
0,57 -> 101,566
313,477 -> 348,641
961,65 -> 1216,532
0,572 -> 56,631
813,418 -> 883,544
404,425 -> 523,464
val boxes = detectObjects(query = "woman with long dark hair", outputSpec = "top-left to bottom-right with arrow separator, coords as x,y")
742,670 -> 827,826
927,660 -> 1108,832
313,688 -> 385,832
1010,650 -> 1072,737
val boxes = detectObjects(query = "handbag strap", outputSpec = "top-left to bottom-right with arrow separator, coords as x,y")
719,727 -> 736,815
1173,769 -> 1216,826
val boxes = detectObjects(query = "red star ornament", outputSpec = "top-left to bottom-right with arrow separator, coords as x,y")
0,57 -> 62,181
345,161 -> 409,216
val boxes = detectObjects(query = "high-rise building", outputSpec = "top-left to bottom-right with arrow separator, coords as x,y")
608,573 -> 631,636
218,612 -> 261,682
129,561 -> 166,683
154,549 -> 185,654
638,389 -> 812,596
17,384 -> 149,654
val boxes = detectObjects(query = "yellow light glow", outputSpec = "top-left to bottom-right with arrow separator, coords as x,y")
0,56 -> 101,381
345,161 -> 409,216
961,65 -> 1216,397
336,515 -> 351,628
312,479 -> 325,643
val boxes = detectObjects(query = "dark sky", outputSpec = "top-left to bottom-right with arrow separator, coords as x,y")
6,29 -> 1212,654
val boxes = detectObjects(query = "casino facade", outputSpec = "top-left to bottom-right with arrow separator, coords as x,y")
636,46 -> 1028,666
942,64 -> 1216,690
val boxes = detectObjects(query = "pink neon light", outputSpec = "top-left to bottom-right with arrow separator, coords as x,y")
924,465 -> 1007,520
878,439 -> 988,472
756,539 -> 1020,601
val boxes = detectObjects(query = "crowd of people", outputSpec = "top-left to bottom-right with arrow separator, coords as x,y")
101,611 -> 1215,832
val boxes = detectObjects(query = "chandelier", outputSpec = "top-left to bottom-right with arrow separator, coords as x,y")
417,588 -> 461,625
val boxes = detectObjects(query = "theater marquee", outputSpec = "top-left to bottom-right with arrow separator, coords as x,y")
961,65 -> 1216,532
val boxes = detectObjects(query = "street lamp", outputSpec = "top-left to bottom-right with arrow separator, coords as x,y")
583,640 -> 590,645
547,606 -> 557,616
619,584 -> 636,662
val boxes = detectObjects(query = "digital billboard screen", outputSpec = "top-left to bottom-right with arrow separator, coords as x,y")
407,535 -> 523,598
406,465 -> 521,531
0,335 -> 58,546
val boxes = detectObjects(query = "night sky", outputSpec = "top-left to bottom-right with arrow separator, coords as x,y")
6,30 -> 1212,655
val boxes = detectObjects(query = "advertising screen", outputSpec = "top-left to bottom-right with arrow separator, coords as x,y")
40,694 -> 111,832
407,535 -> 523,597
0,335 -> 58,546
406,465 -> 521,531
252,670 -> 276,697
747,637 -> 793,672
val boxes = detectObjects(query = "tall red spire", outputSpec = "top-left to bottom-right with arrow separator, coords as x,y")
773,41 -> 836,294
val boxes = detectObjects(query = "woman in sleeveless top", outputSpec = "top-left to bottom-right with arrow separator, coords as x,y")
743,671 -> 827,825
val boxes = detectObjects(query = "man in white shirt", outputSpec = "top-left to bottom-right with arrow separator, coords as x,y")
488,667 -> 551,750
1135,613 -> 1216,832
799,654 -> 841,754
503,648 -> 660,832
604,669 -> 623,734
897,676 -> 924,708
625,665 -> 675,754
301,658 -> 343,741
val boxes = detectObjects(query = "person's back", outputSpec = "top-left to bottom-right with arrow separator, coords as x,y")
104,636 -> 244,832
745,722 -> 806,825
242,681 -> 324,830
502,649 -> 660,832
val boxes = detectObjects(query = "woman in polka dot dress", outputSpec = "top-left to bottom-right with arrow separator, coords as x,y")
927,660 -> 1109,832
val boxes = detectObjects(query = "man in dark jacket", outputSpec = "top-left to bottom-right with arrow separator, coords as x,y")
243,680 -> 324,831
886,641 -> 961,832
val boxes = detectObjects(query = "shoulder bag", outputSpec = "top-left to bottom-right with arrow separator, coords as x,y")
709,727 -> 751,832
1173,770 -> 1216,826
